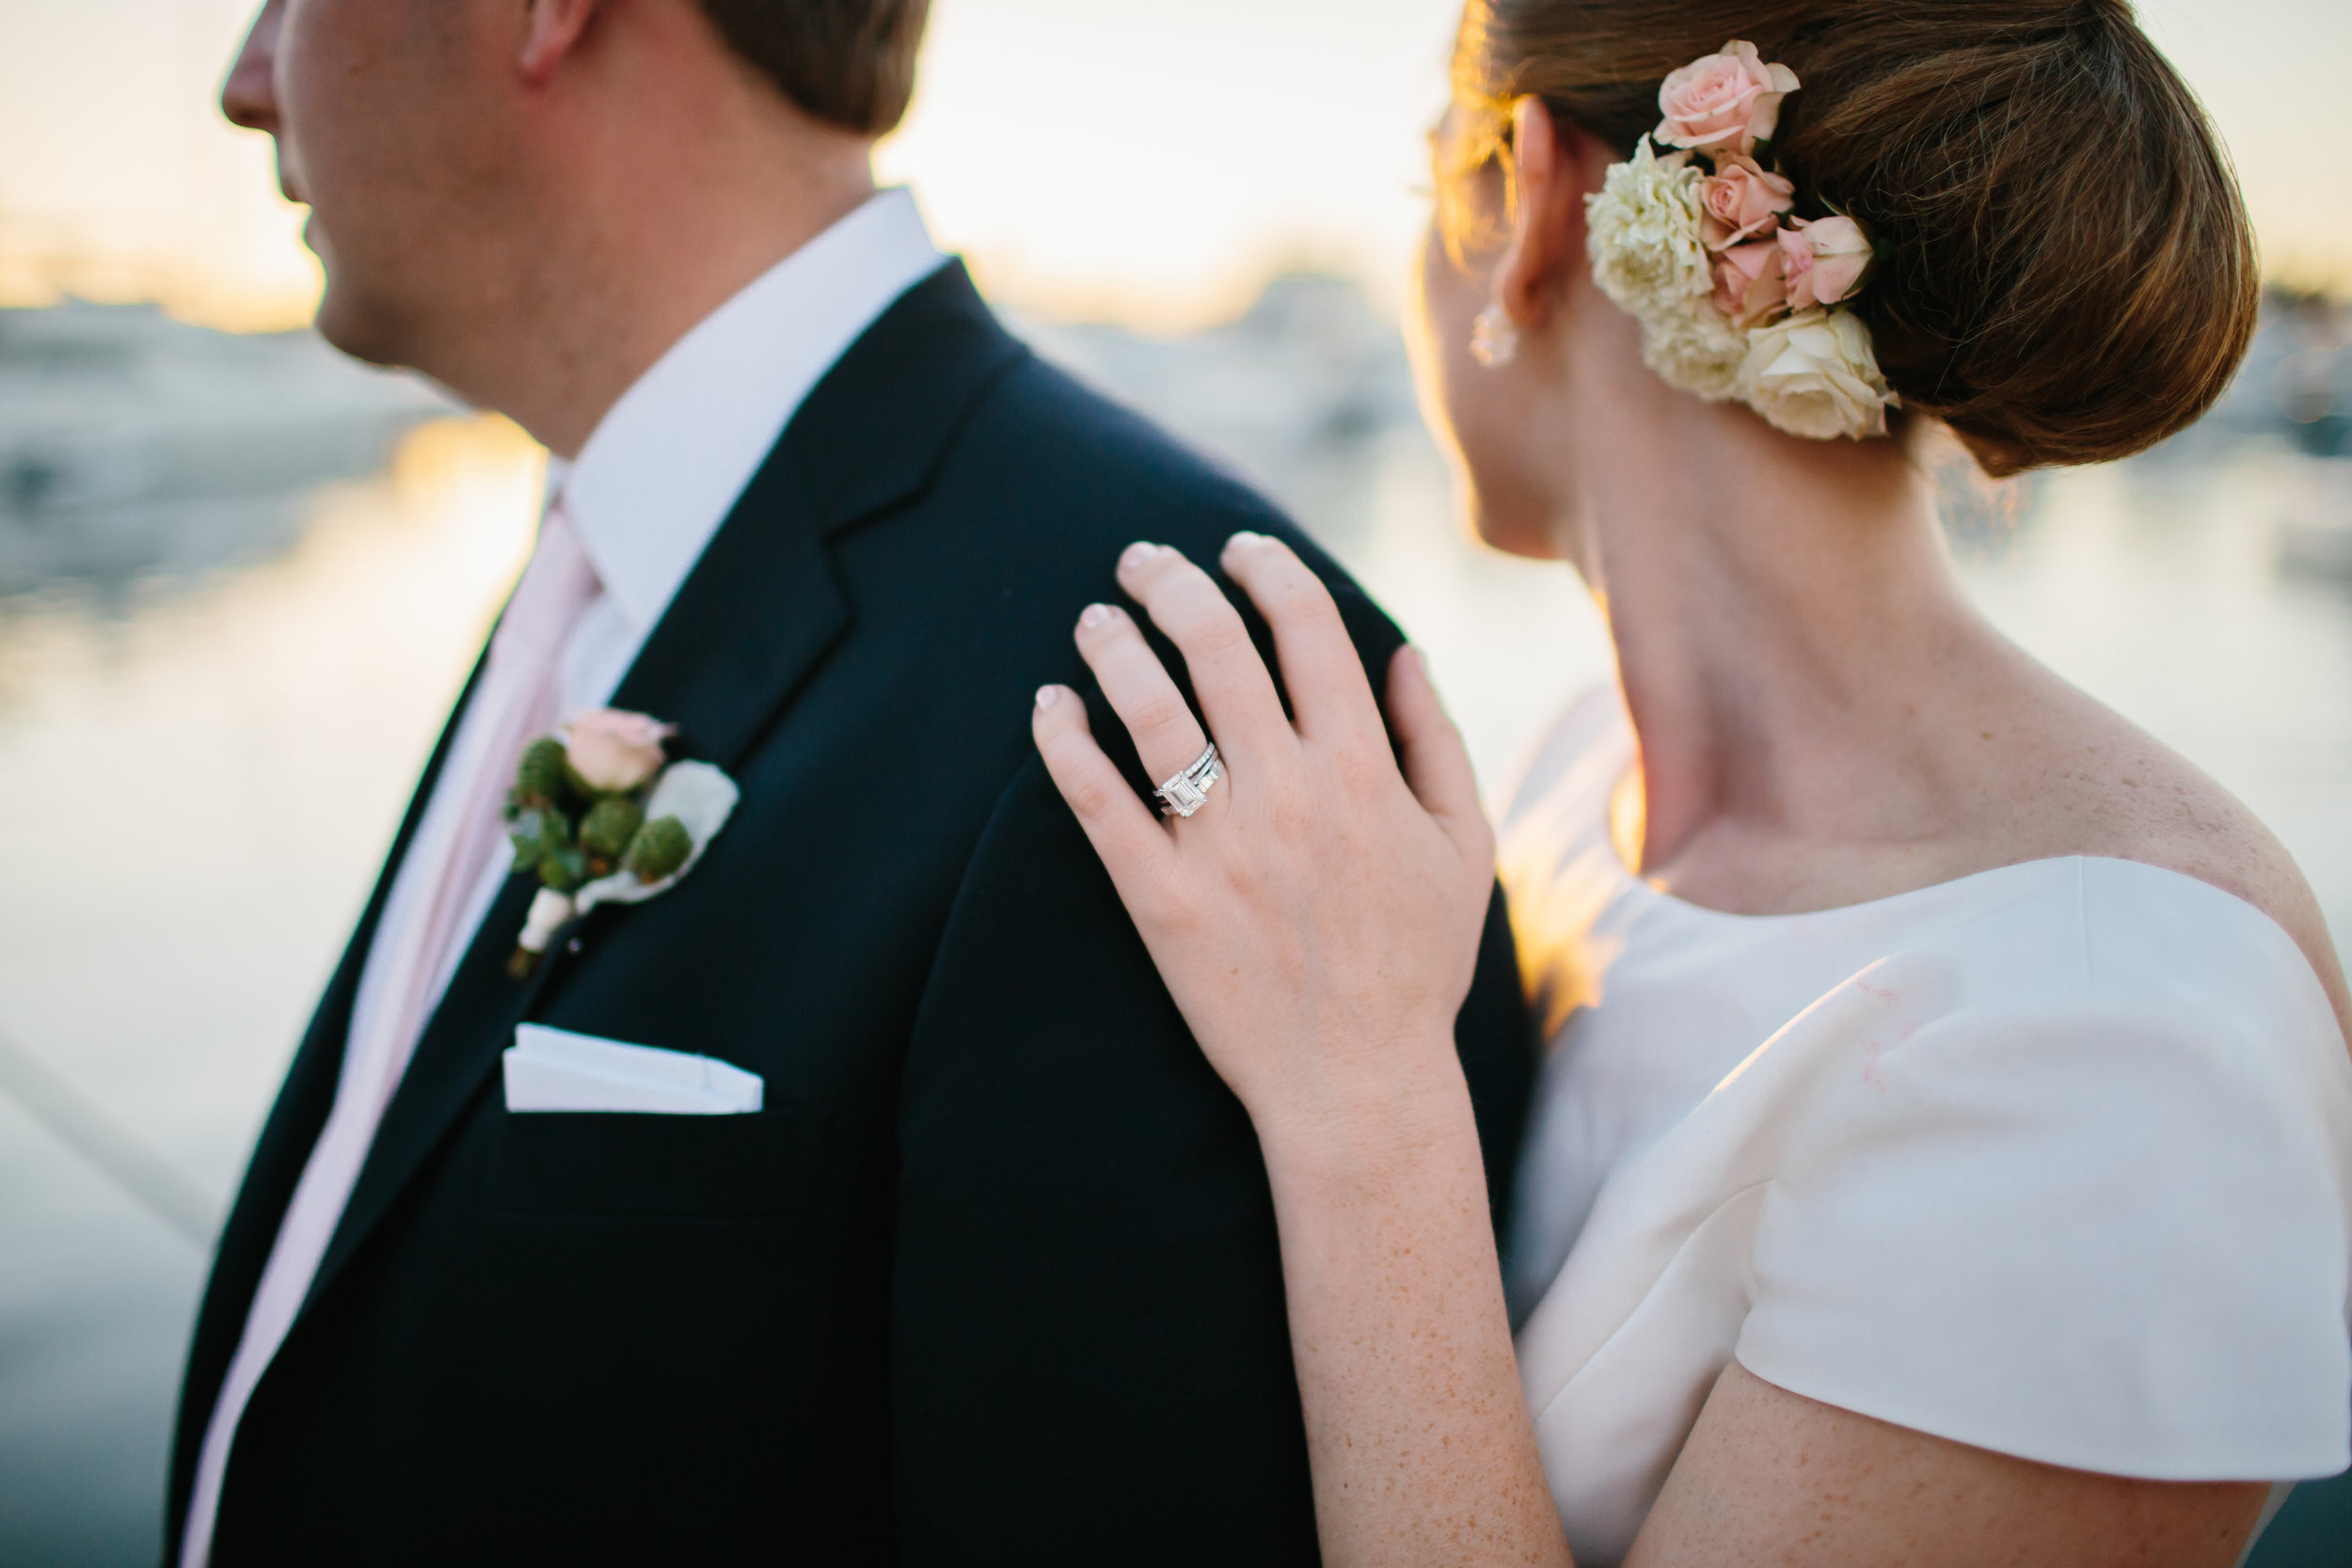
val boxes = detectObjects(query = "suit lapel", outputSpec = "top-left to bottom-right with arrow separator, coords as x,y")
300,262 -> 1025,1315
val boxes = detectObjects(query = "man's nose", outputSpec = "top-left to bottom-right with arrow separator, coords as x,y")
220,0 -> 284,133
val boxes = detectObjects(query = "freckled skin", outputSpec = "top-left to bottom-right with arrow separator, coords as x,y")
1632,1366 -> 2269,1568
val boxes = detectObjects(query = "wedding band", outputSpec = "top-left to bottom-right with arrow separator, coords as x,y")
1153,743 -> 1224,819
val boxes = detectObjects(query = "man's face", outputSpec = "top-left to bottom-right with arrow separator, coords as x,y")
223,0 -> 511,370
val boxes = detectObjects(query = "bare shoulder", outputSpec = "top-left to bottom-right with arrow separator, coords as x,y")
1992,679 -> 2351,1039
1634,1363 -> 2269,1568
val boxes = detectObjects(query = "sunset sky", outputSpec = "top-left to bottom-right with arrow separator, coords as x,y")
1,0 -> 2346,333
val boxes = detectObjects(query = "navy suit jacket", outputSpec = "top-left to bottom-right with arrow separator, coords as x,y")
168,263 -> 1535,1566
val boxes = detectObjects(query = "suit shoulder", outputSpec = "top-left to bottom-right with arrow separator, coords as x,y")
943,350 -> 1392,636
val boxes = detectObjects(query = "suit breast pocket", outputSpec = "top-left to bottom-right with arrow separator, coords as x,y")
486,1028 -> 822,1217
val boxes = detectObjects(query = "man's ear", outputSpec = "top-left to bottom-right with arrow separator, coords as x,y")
519,0 -> 603,85
1492,98 -> 1609,333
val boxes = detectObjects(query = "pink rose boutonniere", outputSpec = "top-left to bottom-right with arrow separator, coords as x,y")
501,708 -> 740,976
1656,40 -> 1801,155
562,709 -> 673,792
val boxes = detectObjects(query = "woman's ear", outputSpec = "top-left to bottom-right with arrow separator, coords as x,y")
1492,98 -> 1612,332
519,0 -> 604,86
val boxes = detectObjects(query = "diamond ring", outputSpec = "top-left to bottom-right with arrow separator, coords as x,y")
1153,743 -> 1224,819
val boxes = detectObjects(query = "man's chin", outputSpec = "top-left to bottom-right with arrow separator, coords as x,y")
310,280 -> 413,372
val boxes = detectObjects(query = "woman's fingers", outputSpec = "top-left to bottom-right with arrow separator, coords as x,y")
1218,533 -> 1389,749
1031,683 -> 1178,890
1114,542 -> 1291,766
1071,602 -> 1217,797
1387,646 -> 1495,866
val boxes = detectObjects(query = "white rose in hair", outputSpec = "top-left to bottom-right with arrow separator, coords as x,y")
1736,309 -> 1897,440
1584,141 -> 1710,324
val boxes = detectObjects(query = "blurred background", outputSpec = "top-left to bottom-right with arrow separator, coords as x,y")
2,0 -> 2348,1561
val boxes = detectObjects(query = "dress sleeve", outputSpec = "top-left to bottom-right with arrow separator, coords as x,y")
1733,902 -> 2352,1482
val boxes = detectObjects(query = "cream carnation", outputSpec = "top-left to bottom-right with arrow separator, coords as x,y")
1638,294 -> 1748,402
1585,141 -> 1711,323
1735,309 -> 1897,439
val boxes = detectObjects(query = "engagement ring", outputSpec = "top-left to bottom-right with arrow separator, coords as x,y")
1153,743 -> 1223,818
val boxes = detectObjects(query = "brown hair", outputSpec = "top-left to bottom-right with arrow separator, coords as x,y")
698,0 -> 931,135
1451,0 -> 2259,476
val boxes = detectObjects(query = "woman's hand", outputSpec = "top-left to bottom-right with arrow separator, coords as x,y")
1030,532 -> 1497,1160
1036,534 -> 1570,1568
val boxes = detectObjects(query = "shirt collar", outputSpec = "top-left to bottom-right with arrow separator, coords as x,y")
551,187 -> 946,630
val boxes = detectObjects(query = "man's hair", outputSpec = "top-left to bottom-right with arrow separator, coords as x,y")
698,0 -> 931,135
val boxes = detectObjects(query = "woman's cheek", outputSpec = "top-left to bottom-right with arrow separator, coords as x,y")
1406,222 -> 1482,468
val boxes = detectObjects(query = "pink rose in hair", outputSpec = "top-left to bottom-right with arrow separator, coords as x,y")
1657,41 -> 1801,154
1785,214 -> 1874,307
1698,153 -> 1796,251
564,709 -> 675,792
1776,226 -> 1818,310
1712,239 -> 1788,329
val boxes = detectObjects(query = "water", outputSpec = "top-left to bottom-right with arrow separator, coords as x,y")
3,306 -> 2349,1562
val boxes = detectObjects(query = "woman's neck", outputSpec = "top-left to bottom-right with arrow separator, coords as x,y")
1561,400 -> 2004,911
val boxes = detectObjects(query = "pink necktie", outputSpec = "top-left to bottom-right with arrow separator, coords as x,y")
392,500 -> 602,1039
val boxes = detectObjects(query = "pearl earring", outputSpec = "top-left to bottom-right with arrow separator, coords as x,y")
1470,304 -> 1521,369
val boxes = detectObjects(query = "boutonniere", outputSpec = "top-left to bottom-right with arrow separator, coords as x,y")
501,709 -> 739,977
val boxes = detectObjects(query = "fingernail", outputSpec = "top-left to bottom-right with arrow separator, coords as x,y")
1079,603 -> 1115,629
1225,531 -> 1266,556
1035,685 -> 1061,712
1120,542 -> 1162,572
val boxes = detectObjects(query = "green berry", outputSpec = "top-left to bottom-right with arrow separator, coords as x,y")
626,816 -> 692,884
507,806 -> 562,874
537,843 -> 591,895
580,797 -> 646,862
514,736 -> 572,808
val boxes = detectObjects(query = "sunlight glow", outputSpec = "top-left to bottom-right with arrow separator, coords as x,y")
0,0 -> 2344,335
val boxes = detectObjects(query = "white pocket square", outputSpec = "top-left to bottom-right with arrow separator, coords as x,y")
503,1024 -> 764,1116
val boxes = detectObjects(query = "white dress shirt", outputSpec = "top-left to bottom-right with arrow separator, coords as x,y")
183,188 -> 946,1567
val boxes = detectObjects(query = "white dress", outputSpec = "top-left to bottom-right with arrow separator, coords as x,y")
1498,690 -> 2352,1567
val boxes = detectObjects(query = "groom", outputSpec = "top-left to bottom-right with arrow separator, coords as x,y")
171,2 -> 1534,1563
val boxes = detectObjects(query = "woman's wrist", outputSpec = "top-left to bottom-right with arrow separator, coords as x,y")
1247,1034 -> 1483,1202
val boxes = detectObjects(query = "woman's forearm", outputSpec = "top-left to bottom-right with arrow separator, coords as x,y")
1255,1050 -> 1574,1568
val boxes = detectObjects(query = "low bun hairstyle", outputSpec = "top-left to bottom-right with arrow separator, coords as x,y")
1451,0 -> 2260,475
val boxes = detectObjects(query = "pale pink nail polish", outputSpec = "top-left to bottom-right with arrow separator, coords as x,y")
1036,686 -> 1061,712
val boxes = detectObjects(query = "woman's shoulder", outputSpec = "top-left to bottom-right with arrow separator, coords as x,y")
1723,861 -> 2352,1480
1979,687 -> 2351,1043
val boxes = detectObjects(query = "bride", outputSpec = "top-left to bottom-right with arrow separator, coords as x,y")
1029,2 -> 2352,1563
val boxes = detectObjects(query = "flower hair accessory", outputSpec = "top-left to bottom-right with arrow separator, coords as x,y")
1583,42 -> 1896,439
